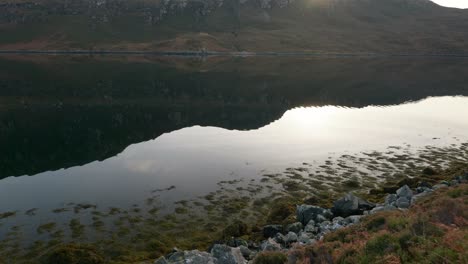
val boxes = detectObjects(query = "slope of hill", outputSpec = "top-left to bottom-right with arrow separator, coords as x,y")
0,0 -> 467,52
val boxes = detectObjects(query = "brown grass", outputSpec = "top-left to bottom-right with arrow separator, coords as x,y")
292,184 -> 468,264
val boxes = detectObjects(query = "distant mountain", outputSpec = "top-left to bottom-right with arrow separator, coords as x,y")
0,0 -> 467,52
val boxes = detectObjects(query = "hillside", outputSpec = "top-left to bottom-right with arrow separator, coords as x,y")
0,0 -> 467,52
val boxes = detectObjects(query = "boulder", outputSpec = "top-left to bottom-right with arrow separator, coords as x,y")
395,197 -> 410,208
260,238 -> 282,251
332,193 -> 375,217
317,221 -> 332,234
415,186 -> 431,194
396,185 -> 413,199
297,205 -> 333,225
345,215 -> 363,224
226,238 -> 248,248
154,257 -> 169,264
211,244 -> 246,264
433,183 -> 449,190
297,232 -> 314,245
262,225 -> 283,238
332,217 -> 346,226
411,192 -> 432,204
385,194 -> 397,206
274,233 -> 285,244
238,246 -> 252,260
286,222 -> 303,234
304,220 -> 317,233
284,232 -> 298,244
163,250 -> 217,264
370,204 -> 397,214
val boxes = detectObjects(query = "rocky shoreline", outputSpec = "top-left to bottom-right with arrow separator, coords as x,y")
154,172 -> 468,264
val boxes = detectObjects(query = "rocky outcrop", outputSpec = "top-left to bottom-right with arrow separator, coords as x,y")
153,173 -> 468,263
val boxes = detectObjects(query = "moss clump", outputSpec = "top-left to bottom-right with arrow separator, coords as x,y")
266,197 -> 296,225
37,222 -> 56,234
41,244 -> 104,264
0,211 -> 16,219
69,219 -> 85,239
222,220 -> 248,238
145,239 -> 171,256
252,252 -> 288,264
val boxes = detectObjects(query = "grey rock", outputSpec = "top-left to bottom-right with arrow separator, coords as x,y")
296,205 -> 333,225
297,232 -> 314,245
332,193 -> 375,217
332,216 -> 345,224
416,186 -> 432,194
385,194 -> 397,205
211,244 -> 246,264
284,231 -> 298,244
317,221 -> 332,234
345,215 -> 363,224
263,225 -> 283,238
433,183 -> 449,190
166,250 -> 217,264
418,181 -> 432,189
226,238 -> 248,248
411,191 -> 433,203
154,257 -> 169,264
450,180 -> 459,186
260,238 -> 282,251
286,222 -> 303,233
370,204 -> 397,214
274,233 -> 285,244
239,246 -> 251,260
315,214 -> 329,223
454,174 -> 468,183
395,197 -> 410,208
396,185 -> 413,199
304,220 -> 317,233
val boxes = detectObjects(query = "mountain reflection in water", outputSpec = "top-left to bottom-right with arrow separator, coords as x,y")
1,56 -> 468,179
1,96 -> 468,214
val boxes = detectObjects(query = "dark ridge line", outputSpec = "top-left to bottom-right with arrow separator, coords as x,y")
1,50 -> 468,58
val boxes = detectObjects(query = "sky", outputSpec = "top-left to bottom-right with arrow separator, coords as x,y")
431,0 -> 468,8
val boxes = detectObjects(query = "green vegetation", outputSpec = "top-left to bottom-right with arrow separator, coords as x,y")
40,244 -> 104,264
1,0 -> 468,53
37,222 -> 56,234
252,252 -> 288,264
0,211 -> 16,219
302,184 -> 468,264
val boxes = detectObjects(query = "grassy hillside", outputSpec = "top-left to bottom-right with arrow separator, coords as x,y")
0,0 -> 467,52
255,182 -> 468,264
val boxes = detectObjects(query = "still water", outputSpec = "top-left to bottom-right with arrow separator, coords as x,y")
1,96 -> 468,213
0,56 -> 468,254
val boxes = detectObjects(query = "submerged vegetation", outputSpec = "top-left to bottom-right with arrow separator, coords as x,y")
0,142 -> 467,263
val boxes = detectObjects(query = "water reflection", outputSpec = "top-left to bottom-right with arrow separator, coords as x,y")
1,56 -> 468,179
1,96 -> 467,214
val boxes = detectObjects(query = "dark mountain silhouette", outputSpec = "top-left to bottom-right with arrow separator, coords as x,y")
1,55 -> 468,178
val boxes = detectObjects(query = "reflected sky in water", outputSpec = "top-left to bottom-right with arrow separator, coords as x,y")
1,96 -> 467,213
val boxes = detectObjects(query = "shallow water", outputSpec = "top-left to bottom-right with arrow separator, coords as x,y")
1,56 -> 468,257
